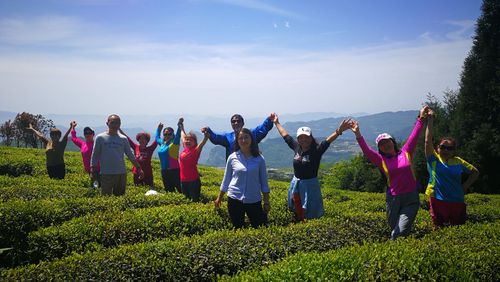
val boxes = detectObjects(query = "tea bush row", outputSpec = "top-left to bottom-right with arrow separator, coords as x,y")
0,192 -> 190,267
1,215 -> 389,281
226,222 -> 500,281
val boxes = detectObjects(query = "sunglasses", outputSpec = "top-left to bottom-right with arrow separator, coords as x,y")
439,144 -> 455,151
231,119 -> 242,124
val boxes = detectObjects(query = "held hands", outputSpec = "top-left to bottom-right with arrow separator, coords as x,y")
201,127 -> 209,134
271,113 -> 279,124
70,121 -> 77,129
337,118 -> 352,135
158,122 -> 164,130
350,120 -> 361,137
419,105 -> 430,120
178,117 -> 184,128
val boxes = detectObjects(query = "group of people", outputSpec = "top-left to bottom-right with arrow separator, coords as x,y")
27,106 -> 479,239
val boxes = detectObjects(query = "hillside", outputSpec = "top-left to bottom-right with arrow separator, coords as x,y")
0,146 -> 498,280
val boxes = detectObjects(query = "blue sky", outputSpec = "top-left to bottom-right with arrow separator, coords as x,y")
0,0 -> 482,118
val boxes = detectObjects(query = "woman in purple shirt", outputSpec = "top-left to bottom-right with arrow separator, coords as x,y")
350,106 -> 429,239
214,128 -> 270,229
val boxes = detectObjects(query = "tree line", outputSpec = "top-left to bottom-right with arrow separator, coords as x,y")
0,112 -> 55,148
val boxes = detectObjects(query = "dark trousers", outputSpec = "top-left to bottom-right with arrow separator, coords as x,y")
161,168 -> 181,193
227,197 -> 267,229
47,163 -> 65,179
181,178 -> 201,202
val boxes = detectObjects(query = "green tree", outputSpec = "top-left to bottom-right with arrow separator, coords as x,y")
0,120 -> 15,146
12,112 -> 55,148
450,0 -> 500,193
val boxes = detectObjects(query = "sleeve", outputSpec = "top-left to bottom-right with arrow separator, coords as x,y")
207,127 -> 230,147
220,155 -> 234,192
155,127 -> 163,144
402,119 -> 424,156
253,117 -> 274,143
317,140 -> 331,155
283,135 -> 298,151
173,126 -> 182,145
123,137 -> 137,162
91,136 -> 102,167
71,130 -> 83,148
259,156 -> 270,193
356,136 -> 383,169
456,157 -> 476,173
126,136 -> 136,149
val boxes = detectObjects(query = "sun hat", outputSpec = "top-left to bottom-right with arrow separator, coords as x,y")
296,127 -> 312,137
375,133 -> 393,145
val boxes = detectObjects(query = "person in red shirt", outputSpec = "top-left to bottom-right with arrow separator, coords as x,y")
119,128 -> 157,188
179,122 -> 209,202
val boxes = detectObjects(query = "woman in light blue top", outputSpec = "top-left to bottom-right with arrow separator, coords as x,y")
214,128 -> 270,228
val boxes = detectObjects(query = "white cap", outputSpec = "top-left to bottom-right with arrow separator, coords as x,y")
375,133 -> 393,145
296,127 -> 312,137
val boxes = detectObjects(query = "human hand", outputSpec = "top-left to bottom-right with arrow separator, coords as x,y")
158,123 -> 164,130
350,120 -> 360,135
70,121 -> 77,129
420,105 -> 430,119
338,118 -> 352,133
271,113 -> 279,124
137,169 -> 144,180
178,117 -> 184,127
263,201 -> 271,213
201,127 -> 209,134
213,197 -> 222,209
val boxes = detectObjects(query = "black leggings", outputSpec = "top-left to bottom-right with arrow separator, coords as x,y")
47,163 -> 65,179
181,178 -> 201,202
161,168 -> 181,193
227,197 -> 267,229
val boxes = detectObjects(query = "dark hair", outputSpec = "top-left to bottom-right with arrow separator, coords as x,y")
234,128 -> 260,157
50,128 -> 61,136
136,132 -> 151,142
230,114 -> 244,124
163,127 -> 174,136
297,133 -> 319,151
436,137 -> 457,149
83,127 -> 94,135
377,137 -> 399,156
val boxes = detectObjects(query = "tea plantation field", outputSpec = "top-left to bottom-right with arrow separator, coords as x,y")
0,146 -> 498,281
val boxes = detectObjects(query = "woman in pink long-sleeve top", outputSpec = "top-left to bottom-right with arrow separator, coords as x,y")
350,106 -> 429,240
70,121 -> 99,184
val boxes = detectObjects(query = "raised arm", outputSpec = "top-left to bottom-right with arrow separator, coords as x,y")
156,123 -> 164,144
402,106 -> 428,155
196,130 -> 210,152
202,126 -> 230,147
271,113 -> 289,138
70,121 -> 83,147
325,119 -> 352,144
253,113 -> 274,143
61,122 -> 72,141
26,123 -> 48,143
350,120 -> 383,168
173,118 -> 183,145
119,128 -> 136,148
424,109 -> 435,158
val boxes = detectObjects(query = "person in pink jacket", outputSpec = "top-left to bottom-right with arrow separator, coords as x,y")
70,121 -> 99,185
350,106 -> 430,239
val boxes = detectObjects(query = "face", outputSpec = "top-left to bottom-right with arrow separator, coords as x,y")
297,135 -> 312,149
163,129 -> 173,141
437,140 -> 456,159
184,135 -> 196,148
107,116 -> 121,130
138,135 -> 148,146
231,117 -> 244,132
84,131 -> 94,142
237,132 -> 252,150
378,139 -> 395,155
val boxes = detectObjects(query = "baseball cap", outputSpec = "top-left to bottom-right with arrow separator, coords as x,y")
296,127 -> 312,137
375,133 -> 393,145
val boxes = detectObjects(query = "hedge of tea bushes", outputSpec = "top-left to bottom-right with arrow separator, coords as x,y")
25,203 -> 233,264
225,222 -> 500,282
1,215 -> 389,281
0,192 -> 191,267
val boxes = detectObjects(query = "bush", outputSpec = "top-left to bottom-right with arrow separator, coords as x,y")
1,216 -> 388,281
226,222 -> 500,281
0,193 -> 190,267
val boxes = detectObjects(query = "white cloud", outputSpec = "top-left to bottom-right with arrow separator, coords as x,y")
284,21 -> 290,28
445,20 -> 475,40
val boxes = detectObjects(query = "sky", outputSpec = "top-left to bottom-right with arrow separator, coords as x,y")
0,0 -> 483,118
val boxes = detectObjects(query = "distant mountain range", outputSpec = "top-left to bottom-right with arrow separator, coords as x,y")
0,110 -> 418,168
